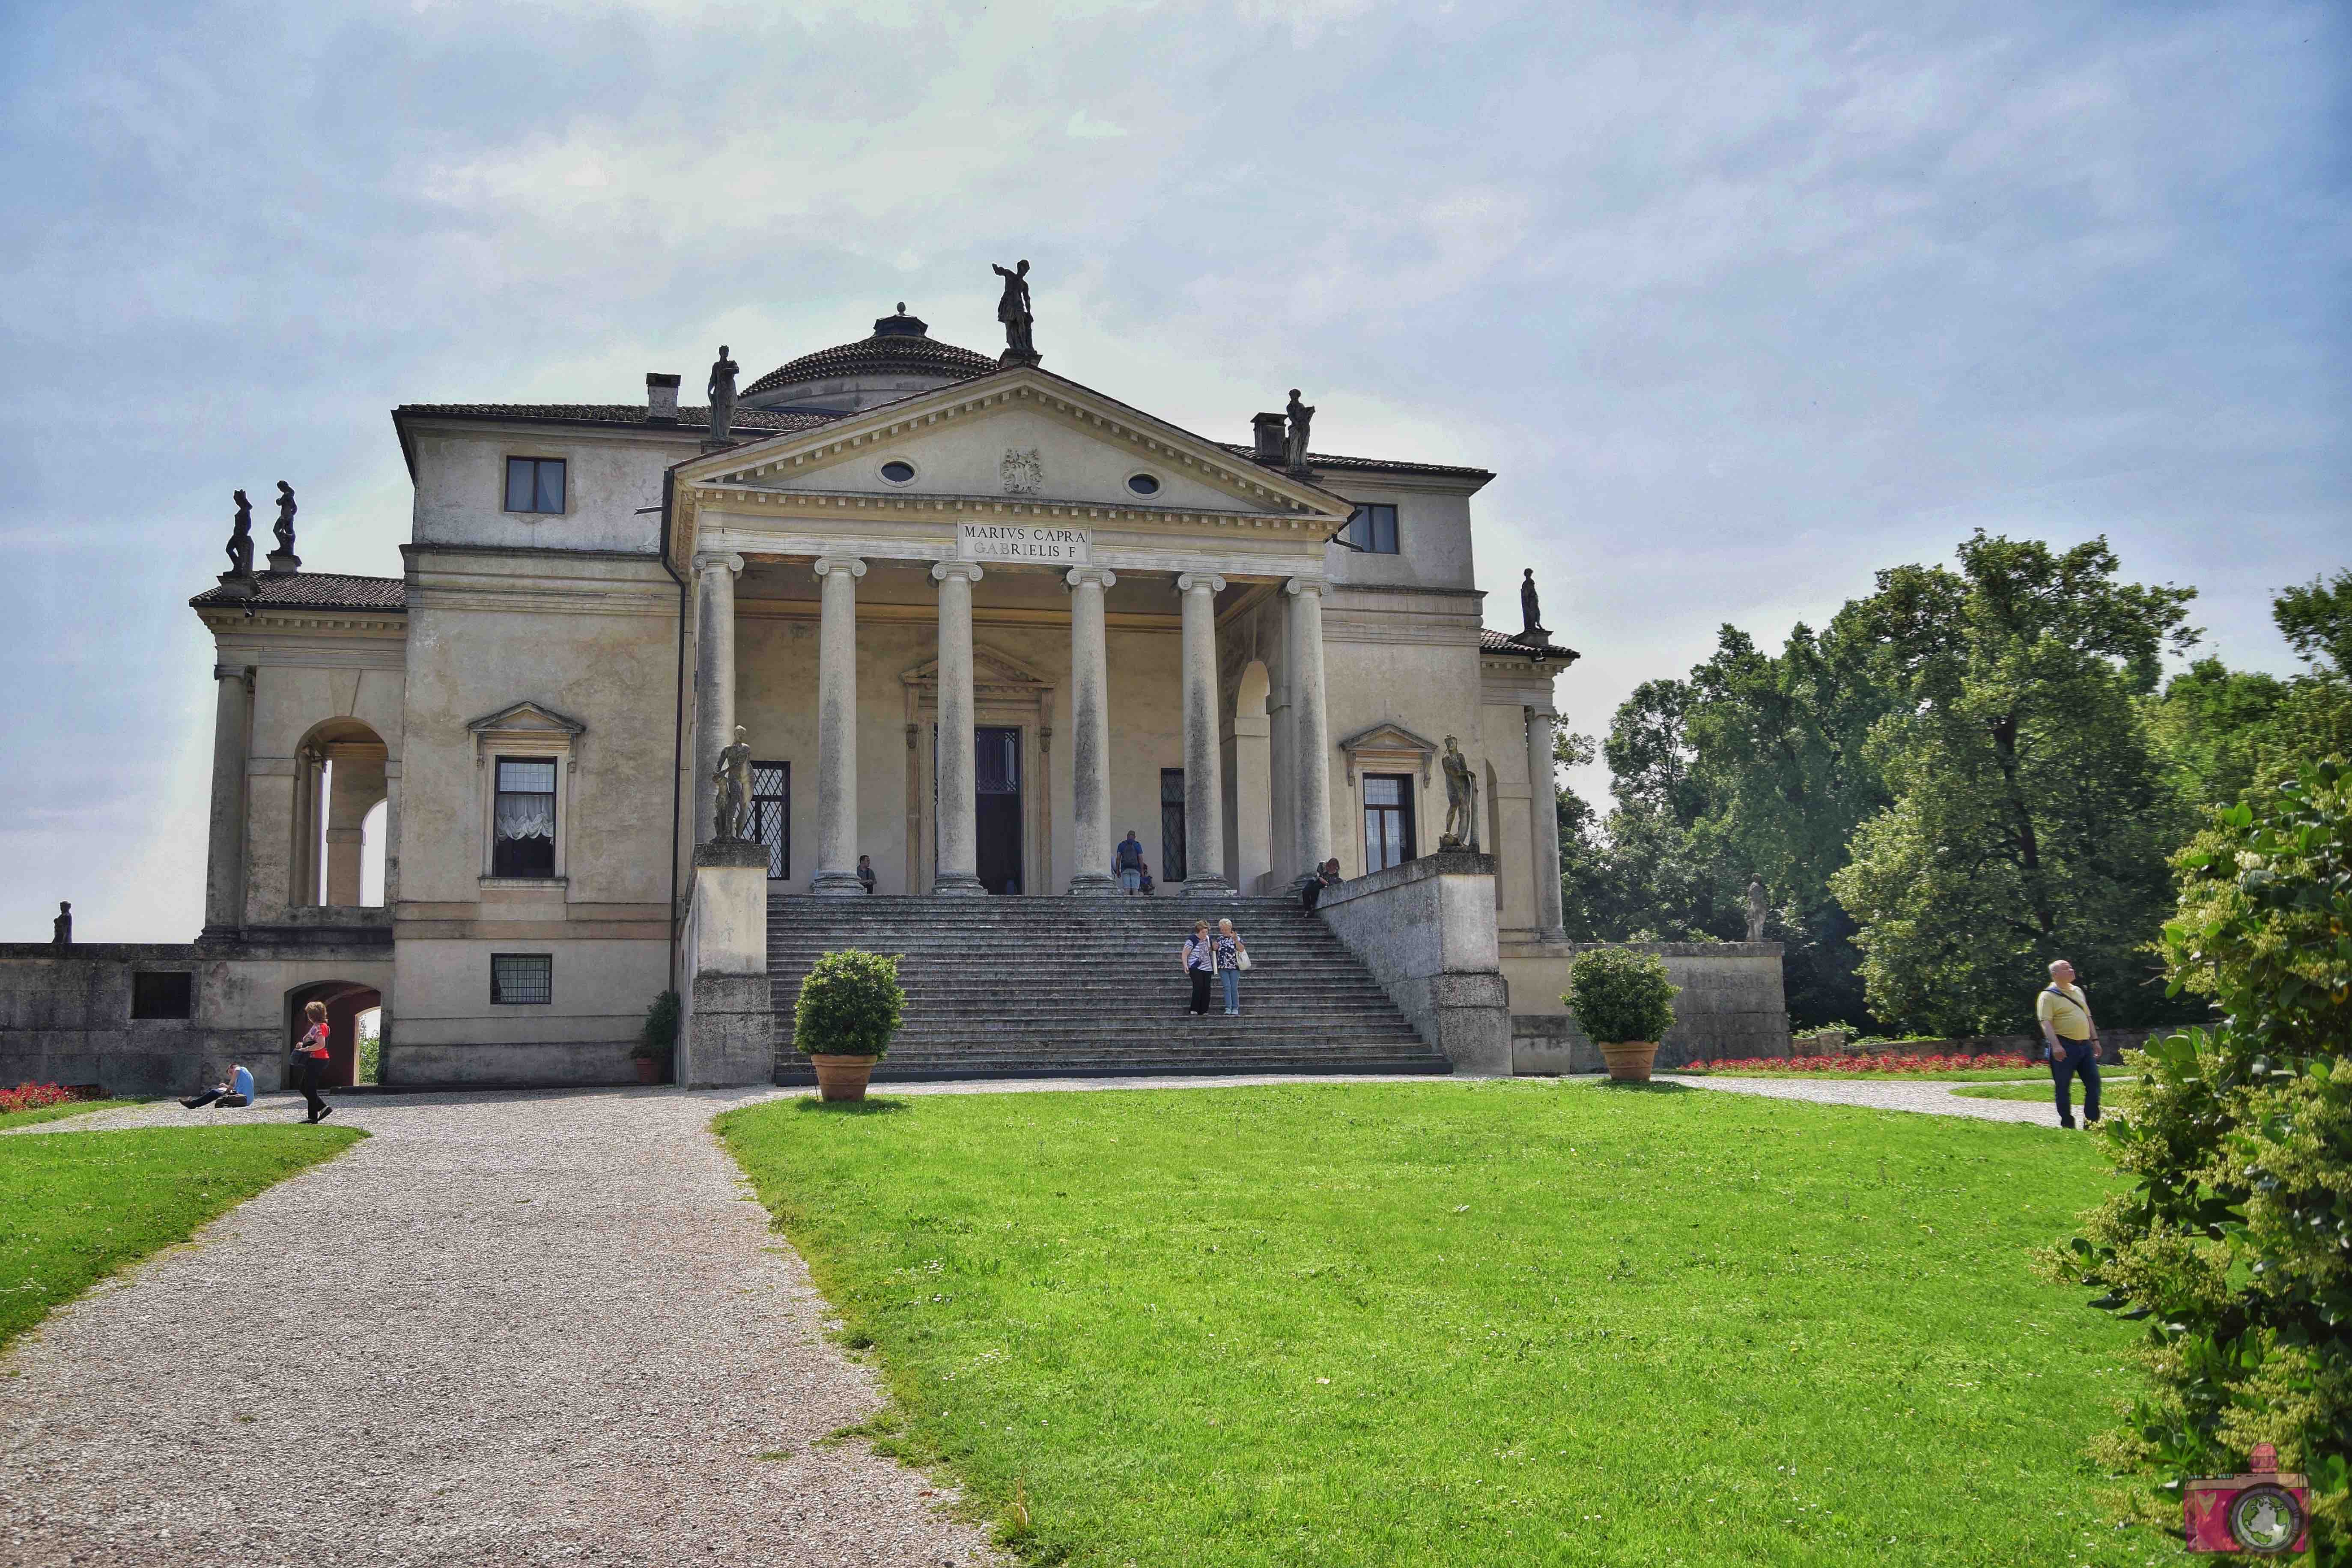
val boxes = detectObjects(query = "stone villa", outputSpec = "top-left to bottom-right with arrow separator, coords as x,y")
0,286 -> 1785,1093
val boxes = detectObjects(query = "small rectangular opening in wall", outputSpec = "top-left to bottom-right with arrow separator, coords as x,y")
491,953 -> 553,1005
130,971 -> 195,1020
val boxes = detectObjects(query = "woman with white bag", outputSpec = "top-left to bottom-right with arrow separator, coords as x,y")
1213,917 -> 1250,1017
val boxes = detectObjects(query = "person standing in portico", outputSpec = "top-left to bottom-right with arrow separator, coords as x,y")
1116,829 -> 1145,894
2036,959 -> 2102,1129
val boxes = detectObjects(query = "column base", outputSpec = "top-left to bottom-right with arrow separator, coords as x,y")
1066,872 -> 1123,897
930,873 -> 990,896
808,871 -> 868,897
1177,875 -> 1237,896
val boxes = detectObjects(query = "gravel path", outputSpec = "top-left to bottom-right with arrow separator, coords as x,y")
0,1088 -> 1002,1568
1675,1073 -> 2077,1125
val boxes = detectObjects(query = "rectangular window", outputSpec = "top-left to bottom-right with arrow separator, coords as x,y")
1362,773 -> 1416,872
752,761 -> 790,880
1342,503 -> 1398,554
1160,768 -> 1188,883
504,456 -> 566,514
130,971 -> 194,1020
492,757 -> 558,878
491,953 -> 553,1005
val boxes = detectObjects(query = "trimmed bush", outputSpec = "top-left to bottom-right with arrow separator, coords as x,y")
1564,947 -> 1678,1045
2045,760 -> 2351,1553
793,950 -> 904,1059
635,989 -> 680,1065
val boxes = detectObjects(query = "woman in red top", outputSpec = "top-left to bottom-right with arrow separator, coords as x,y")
294,999 -> 334,1124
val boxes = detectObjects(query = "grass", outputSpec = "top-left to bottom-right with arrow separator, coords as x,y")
1665,1066 -> 2044,1081
0,1098 -> 142,1129
1955,1078 -> 2139,1106
0,1124 -> 363,1349
719,1079 -> 2175,1568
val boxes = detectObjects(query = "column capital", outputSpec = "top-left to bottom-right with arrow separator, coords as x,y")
1284,575 -> 1330,599
212,663 -> 253,690
1065,566 -> 1118,591
813,555 -> 867,579
1175,572 -> 1226,596
1523,703 -> 1558,721
693,550 -> 745,577
931,560 -> 985,585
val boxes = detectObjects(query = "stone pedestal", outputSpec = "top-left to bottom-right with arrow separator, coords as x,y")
266,551 -> 301,576
1313,851 -> 1513,1077
681,840 -> 770,1087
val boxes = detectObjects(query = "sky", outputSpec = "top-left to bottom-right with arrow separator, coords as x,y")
1,0 -> 2344,942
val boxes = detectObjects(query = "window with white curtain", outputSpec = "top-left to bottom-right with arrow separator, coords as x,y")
492,757 -> 557,878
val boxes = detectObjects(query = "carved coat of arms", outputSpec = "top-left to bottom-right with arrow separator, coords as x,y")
999,447 -> 1043,495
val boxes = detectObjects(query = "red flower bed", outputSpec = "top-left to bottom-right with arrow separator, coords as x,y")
1687,1053 -> 2037,1074
0,1082 -> 79,1115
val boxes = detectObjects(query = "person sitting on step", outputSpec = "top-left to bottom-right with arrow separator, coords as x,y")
182,1062 -> 255,1110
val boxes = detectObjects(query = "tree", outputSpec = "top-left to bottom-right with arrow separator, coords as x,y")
1603,679 -> 1708,825
1828,531 -> 2199,1034
2274,568 -> 2352,675
2146,659 -> 2289,808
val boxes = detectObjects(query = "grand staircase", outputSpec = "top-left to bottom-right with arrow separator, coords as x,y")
768,895 -> 1451,1082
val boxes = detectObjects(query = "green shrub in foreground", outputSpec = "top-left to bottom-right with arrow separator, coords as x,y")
1564,945 -> 1678,1043
793,949 -> 904,1058
2045,760 -> 2352,1557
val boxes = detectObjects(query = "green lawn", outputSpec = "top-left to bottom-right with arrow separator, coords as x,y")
1666,1066 -> 2043,1081
1954,1078 -> 2138,1105
0,1098 -> 143,1129
0,1124 -> 363,1348
720,1080 -> 2175,1568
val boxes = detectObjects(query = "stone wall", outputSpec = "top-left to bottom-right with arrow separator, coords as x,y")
1503,941 -> 1789,1073
0,944 -> 214,1097
1314,851 -> 1511,1076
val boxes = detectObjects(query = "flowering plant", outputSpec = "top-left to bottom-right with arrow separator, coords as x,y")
1686,1053 -> 2036,1074
0,1082 -> 76,1115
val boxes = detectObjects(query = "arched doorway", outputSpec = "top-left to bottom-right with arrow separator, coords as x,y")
289,719 -> 389,909
286,981 -> 382,1089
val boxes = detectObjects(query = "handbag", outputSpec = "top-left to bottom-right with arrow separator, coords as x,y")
1236,945 -> 1252,973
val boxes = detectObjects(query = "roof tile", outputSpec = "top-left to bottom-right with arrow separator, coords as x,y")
190,572 -> 407,612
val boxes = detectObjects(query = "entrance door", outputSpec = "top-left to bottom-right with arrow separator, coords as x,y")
1363,773 -> 1416,872
974,727 -> 1023,894
1160,769 -> 1187,883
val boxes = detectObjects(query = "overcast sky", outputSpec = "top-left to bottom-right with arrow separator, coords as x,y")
2,0 -> 2344,942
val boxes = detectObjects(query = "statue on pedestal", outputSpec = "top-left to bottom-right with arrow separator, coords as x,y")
1440,735 -> 1478,849
221,490 -> 256,581
993,260 -> 1039,365
51,900 -> 71,947
712,725 -> 753,841
705,346 -> 740,448
1745,878 -> 1768,942
267,481 -> 301,575
1284,388 -> 1315,471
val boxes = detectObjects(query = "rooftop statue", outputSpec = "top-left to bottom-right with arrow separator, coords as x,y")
267,481 -> 301,574
1284,388 -> 1315,472
706,345 -> 740,446
223,490 -> 255,578
993,259 -> 1039,365
1520,569 -> 1544,637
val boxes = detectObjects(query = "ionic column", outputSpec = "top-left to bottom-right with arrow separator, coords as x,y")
930,560 -> 987,894
203,663 -> 252,935
809,555 -> 867,895
692,551 -> 744,846
1175,572 -> 1232,893
1524,705 -> 1567,939
1065,566 -> 1121,896
1286,576 -> 1334,879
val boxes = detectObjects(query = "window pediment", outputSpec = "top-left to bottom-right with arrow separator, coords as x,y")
1338,721 -> 1440,785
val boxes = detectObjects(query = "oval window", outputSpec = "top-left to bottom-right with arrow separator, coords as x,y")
880,460 -> 916,484
1127,473 -> 1161,496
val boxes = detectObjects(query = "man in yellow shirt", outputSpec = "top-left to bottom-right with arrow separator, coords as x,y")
2036,959 -> 2102,1128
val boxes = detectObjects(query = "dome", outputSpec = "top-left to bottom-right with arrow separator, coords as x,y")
738,305 -> 999,414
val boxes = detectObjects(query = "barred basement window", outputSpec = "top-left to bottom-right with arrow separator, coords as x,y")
491,953 -> 552,1005
131,971 -> 195,1019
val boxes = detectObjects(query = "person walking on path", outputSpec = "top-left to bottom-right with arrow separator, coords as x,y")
292,1000 -> 334,1124
1115,830 -> 1146,894
1181,920 -> 1217,1016
2036,959 -> 2102,1128
1213,917 -> 1249,1017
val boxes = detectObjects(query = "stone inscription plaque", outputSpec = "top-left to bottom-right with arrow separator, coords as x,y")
957,522 -> 1091,564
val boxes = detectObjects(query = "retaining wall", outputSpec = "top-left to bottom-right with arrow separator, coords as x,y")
1504,941 -> 1789,1073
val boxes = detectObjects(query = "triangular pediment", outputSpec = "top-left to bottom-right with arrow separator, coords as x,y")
900,642 -> 1052,692
676,365 -> 1354,523
466,700 -> 586,736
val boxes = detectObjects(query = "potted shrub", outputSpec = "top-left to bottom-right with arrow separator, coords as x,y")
1565,947 -> 1679,1082
634,989 -> 680,1085
794,950 -> 903,1102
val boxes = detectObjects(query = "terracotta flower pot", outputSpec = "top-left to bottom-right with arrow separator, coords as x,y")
633,1056 -> 659,1084
1599,1042 -> 1660,1082
809,1053 -> 879,1102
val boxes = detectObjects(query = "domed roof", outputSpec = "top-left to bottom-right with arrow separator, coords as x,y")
739,306 -> 999,407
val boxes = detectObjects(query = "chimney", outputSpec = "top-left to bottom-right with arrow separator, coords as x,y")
646,373 -> 681,423
1251,411 -> 1287,463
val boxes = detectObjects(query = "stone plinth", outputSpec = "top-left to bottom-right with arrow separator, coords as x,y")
681,841 -> 770,1086
1313,851 -> 1511,1076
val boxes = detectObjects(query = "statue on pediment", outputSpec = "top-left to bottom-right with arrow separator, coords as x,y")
993,259 -> 1039,365
1284,389 -> 1315,471
224,490 -> 255,578
706,345 -> 740,447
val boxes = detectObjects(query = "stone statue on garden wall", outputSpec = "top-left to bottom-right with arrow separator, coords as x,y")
993,259 -> 1039,365
52,900 -> 71,947
1746,878 -> 1768,942
1440,735 -> 1478,850
713,725 -> 753,842
706,345 -> 739,448
1284,388 -> 1315,472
